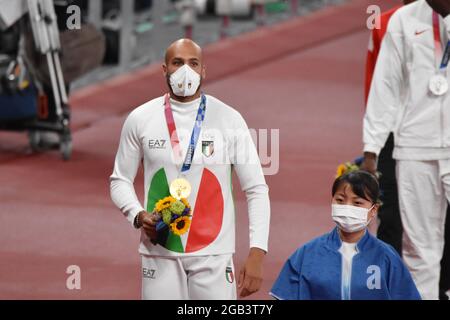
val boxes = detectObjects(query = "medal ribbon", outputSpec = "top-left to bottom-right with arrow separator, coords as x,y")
164,93 -> 207,174
433,11 -> 450,71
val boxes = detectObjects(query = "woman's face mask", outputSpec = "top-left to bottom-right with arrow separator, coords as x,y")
331,204 -> 375,233
168,64 -> 201,97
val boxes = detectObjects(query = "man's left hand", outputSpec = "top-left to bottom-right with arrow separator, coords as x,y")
238,247 -> 266,298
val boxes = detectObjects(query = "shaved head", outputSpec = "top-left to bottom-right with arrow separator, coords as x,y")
165,39 -> 203,65
163,39 -> 206,102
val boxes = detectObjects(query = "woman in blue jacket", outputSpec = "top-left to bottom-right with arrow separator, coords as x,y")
270,170 -> 421,300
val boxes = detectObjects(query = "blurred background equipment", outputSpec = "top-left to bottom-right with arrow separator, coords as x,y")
102,0 -> 151,65
0,22 -> 21,57
0,54 -> 37,119
0,0 -> 29,30
1,0 -> 346,160
0,0 -> 105,160
214,0 -> 252,38
99,0 -> 293,66
176,0 -> 197,38
83,0 -> 334,75
27,0 -> 71,159
195,0 -> 282,17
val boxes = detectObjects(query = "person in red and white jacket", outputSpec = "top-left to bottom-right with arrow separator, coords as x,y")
364,0 -> 410,258
363,0 -> 450,300
361,0 -> 450,300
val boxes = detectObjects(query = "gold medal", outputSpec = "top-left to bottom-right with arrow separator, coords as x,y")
170,178 -> 192,200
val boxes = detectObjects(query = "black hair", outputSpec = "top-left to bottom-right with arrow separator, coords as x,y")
332,170 -> 380,204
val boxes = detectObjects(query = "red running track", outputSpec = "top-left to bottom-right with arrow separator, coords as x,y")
0,0 -> 397,299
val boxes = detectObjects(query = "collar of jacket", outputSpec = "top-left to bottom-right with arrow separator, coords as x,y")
326,227 -> 374,253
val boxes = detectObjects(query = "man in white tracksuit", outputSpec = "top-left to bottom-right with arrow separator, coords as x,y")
110,39 -> 270,300
361,0 -> 450,300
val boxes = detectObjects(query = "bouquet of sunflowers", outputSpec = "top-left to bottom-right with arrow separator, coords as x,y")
336,161 -> 361,178
153,196 -> 192,237
336,156 -> 381,179
336,156 -> 364,178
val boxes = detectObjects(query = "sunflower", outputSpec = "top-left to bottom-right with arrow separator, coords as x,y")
181,198 -> 190,208
155,196 -> 176,212
170,216 -> 191,236
336,162 -> 359,178
336,164 -> 347,178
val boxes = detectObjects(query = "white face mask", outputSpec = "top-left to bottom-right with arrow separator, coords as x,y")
169,64 -> 201,97
331,204 -> 374,233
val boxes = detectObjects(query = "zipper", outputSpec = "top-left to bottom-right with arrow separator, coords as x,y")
340,254 -> 346,300
340,253 -> 353,300
441,98 -> 444,148
340,247 -> 358,300
438,90 -> 445,148
348,256 -> 354,300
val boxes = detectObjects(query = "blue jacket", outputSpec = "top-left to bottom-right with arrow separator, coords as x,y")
270,227 -> 421,300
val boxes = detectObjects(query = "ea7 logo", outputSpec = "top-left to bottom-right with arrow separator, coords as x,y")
143,268 -> 156,279
148,139 -> 167,149
366,265 -> 381,290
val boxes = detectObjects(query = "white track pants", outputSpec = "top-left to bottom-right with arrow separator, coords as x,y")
141,254 -> 237,300
396,159 -> 450,300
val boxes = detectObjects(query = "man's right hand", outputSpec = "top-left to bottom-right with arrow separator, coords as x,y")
137,211 -> 159,242
360,152 -> 378,175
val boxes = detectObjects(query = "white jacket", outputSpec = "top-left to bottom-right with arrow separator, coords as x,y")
364,0 -> 450,160
110,95 -> 271,257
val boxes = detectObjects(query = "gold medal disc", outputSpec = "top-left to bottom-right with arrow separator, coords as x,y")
170,178 -> 192,200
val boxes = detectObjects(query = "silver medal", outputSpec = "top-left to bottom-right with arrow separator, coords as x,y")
429,74 -> 449,96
